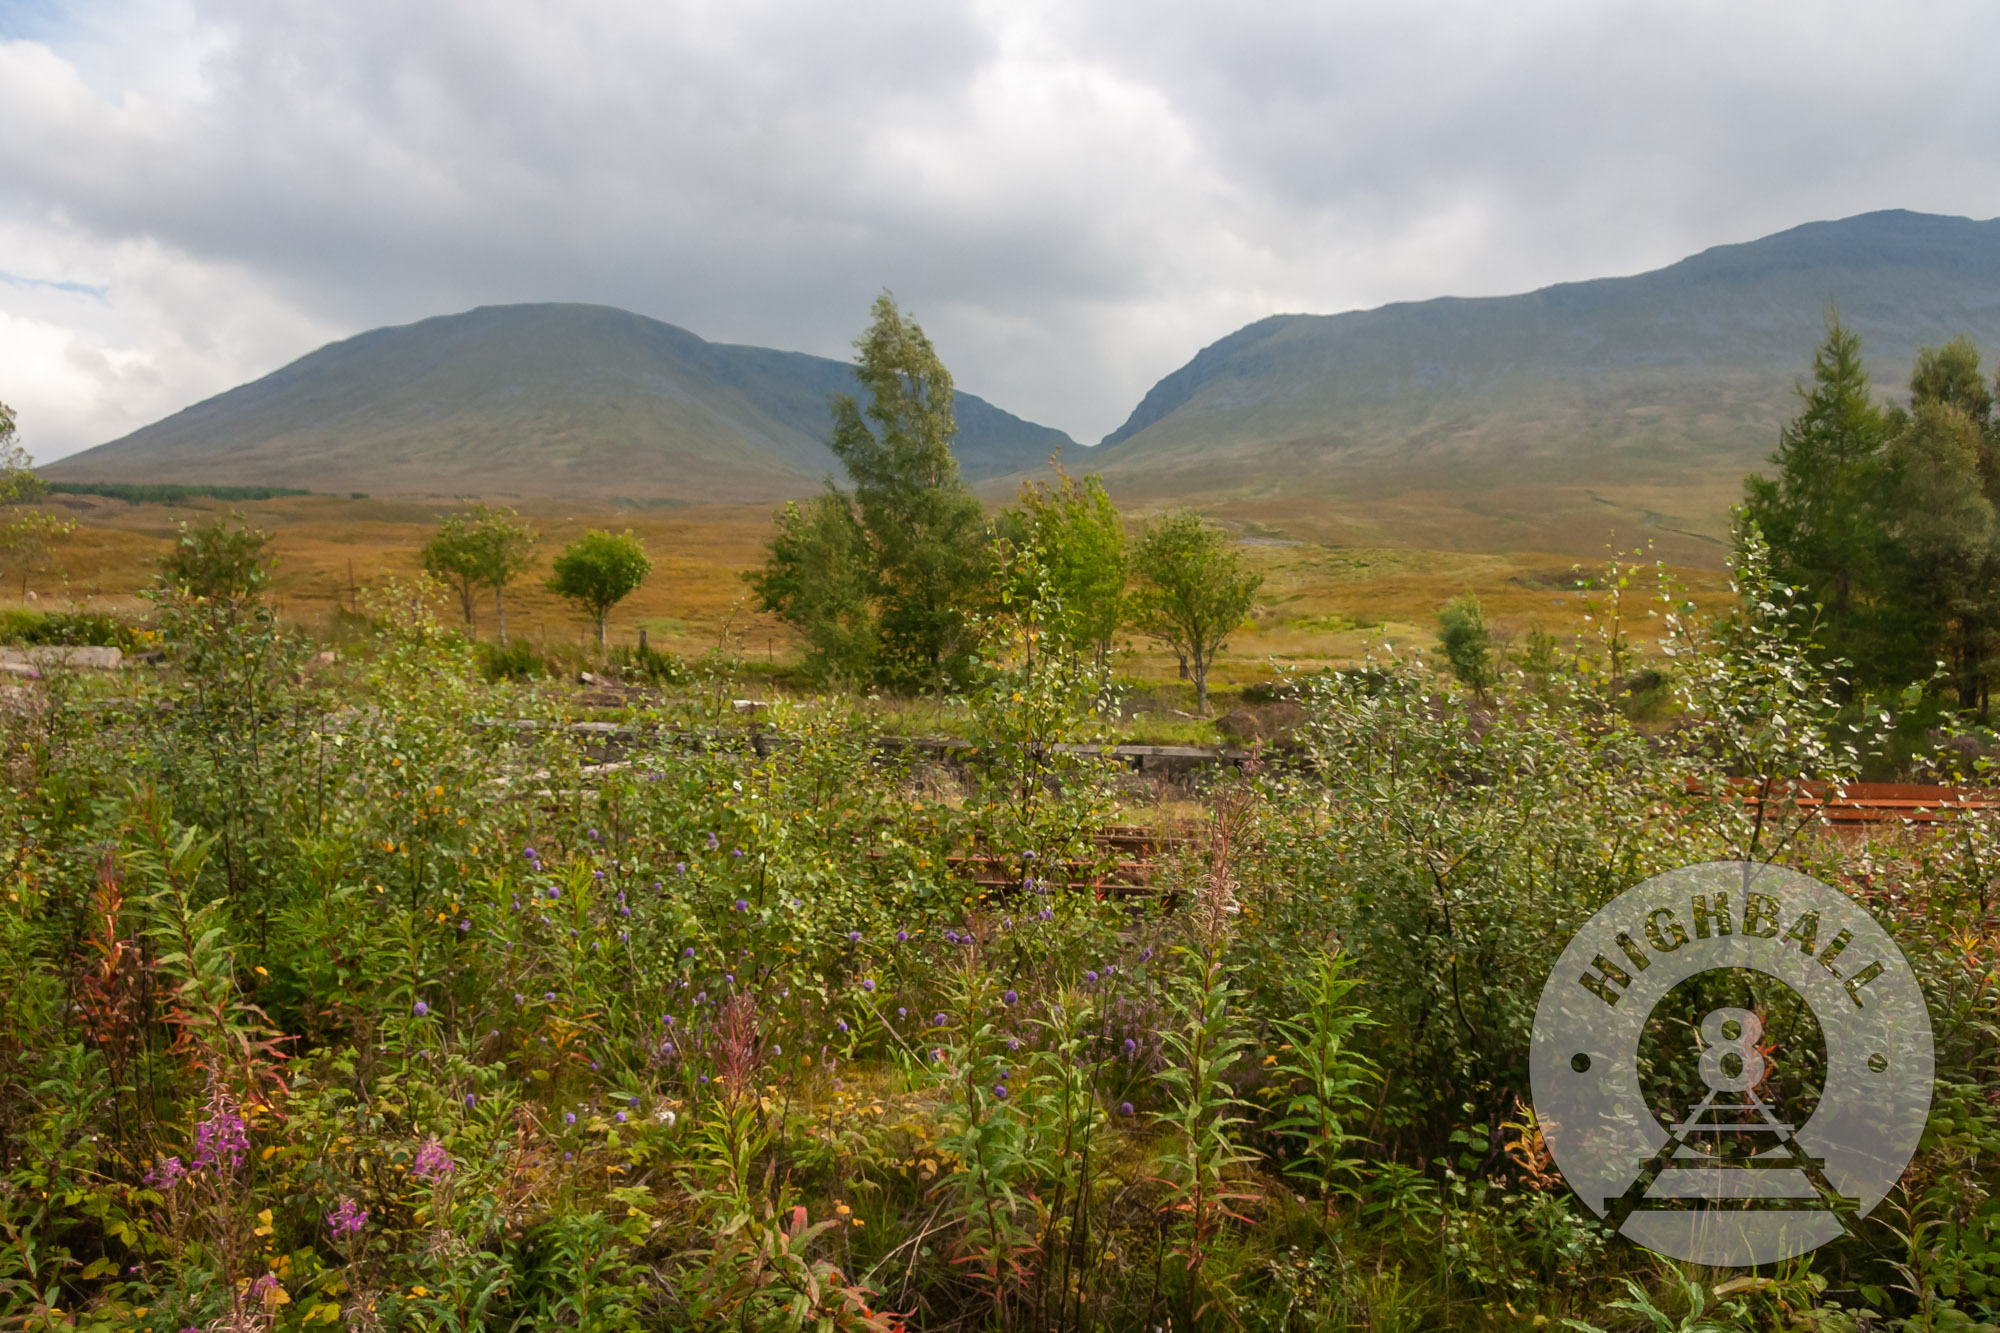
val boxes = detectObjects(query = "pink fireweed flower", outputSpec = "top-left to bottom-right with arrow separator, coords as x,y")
327,1197 -> 368,1238
192,1109 -> 249,1174
145,1155 -> 186,1192
411,1137 -> 455,1181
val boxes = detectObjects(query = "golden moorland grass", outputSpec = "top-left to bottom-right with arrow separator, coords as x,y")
12,488 -> 1737,686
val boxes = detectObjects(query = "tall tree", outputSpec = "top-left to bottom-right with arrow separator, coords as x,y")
831,292 -> 989,689
996,457 -> 1127,666
1129,510 -> 1262,715
548,529 -> 651,649
1740,314 -> 1891,681
751,292 -> 990,690
1436,594 -> 1496,702
1879,401 -> 1999,710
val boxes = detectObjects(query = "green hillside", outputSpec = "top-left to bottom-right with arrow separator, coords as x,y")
48,304 -> 1076,501
1096,210 -> 2000,546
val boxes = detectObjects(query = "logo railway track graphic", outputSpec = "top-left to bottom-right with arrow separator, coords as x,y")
1530,862 -> 1934,1266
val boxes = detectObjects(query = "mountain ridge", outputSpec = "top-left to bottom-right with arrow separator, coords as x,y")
49,303 -> 1076,501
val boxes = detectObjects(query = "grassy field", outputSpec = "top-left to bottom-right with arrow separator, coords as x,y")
13,487 -> 1737,693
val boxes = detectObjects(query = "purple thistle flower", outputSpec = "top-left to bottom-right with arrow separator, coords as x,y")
993,1084 -> 1008,1099
523,847 -> 538,861
897,1007 -> 907,1018
548,886 -> 561,900
1120,1102 -> 1135,1116
653,879 -> 663,890
593,869 -> 604,881
619,930 -> 629,941
1124,1037 -> 1138,1056
544,991 -> 556,1002
944,930 -> 959,944
933,1012 -> 948,1026
1084,971 -> 1099,984
677,862 -> 688,874
1003,989 -> 1018,1006
734,899 -> 748,912
588,828 -> 602,842
413,1000 -> 429,1016
1140,946 -> 1153,962
465,1093 -> 477,1108
683,946 -> 695,957
459,919 -> 471,932
621,906 -> 631,917
862,978 -> 876,992
1008,1036 -> 1021,1051
896,929 -> 909,943
847,930 -> 861,943
616,1111 -> 627,1123
564,1111 -> 577,1125
732,847 -> 744,859
836,1019 -> 849,1032
706,832 -> 720,851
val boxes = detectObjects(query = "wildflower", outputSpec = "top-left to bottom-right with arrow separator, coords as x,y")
545,991 -> 556,1001
1140,946 -> 1154,962
523,846 -> 538,861
734,899 -> 748,912
732,848 -> 744,859
619,931 -> 629,941
706,832 -> 720,851
512,894 -> 521,910
1084,971 -> 1099,984
145,1156 -> 186,1192
933,1012 -> 948,1026
1003,989 -> 1018,1006
847,930 -> 861,943
588,828 -> 602,842
862,978 -> 876,992
616,1111 -> 628,1123
628,1095 -> 641,1107
677,862 -> 688,874
1124,1037 -> 1138,1056
683,946 -> 696,957
945,930 -> 959,944
725,973 -> 734,984
1008,1037 -> 1020,1051
593,870 -> 604,881
653,880 -> 663,890
836,1019 -> 849,1032
1120,1102 -> 1135,1116
896,929 -> 909,943
327,1197 -> 368,1238
993,1084 -> 1008,1099
411,1137 -> 455,1181
1038,907 -> 1053,922
620,906 -> 631,917
465,1093 -> 477,1108
565,1152 -> 574,1161
897,1007 -> 907,1018
192,1108 -> 249,1174
514,992 -> 524,1004
459,919 -> 470,932
565,1111 -> 577,1126
548,886 -> 561,900
413,1000 -> 430,1016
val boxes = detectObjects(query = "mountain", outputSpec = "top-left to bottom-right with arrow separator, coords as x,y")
48,304 -> 1076,501
1094,211 -> 2000,538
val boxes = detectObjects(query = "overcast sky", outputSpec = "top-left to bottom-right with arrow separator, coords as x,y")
4,0 -> 2000,461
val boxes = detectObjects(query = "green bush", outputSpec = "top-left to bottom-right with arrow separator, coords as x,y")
0,608 -> 141,648
477,635 -> 545,681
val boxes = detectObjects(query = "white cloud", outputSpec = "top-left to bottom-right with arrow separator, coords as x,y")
3,0 -> 1999,460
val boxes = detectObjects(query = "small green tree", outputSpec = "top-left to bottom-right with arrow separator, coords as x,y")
995,457 -> 1126,665
0,403 -> 76,595
548,529 -> 651,649
157,514 -> 273,602
421,514 -> 483,630
469,505 -> 539,645
1129,510 -> 1262,715
1436,594 -> 1496,701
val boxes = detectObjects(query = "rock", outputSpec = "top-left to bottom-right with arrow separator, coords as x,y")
1214,707 -> 1262,741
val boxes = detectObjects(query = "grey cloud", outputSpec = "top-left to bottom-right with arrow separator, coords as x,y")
3,0 -> 1999,460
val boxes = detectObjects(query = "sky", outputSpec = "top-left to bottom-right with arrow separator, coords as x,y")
4,0 -> 2000,462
